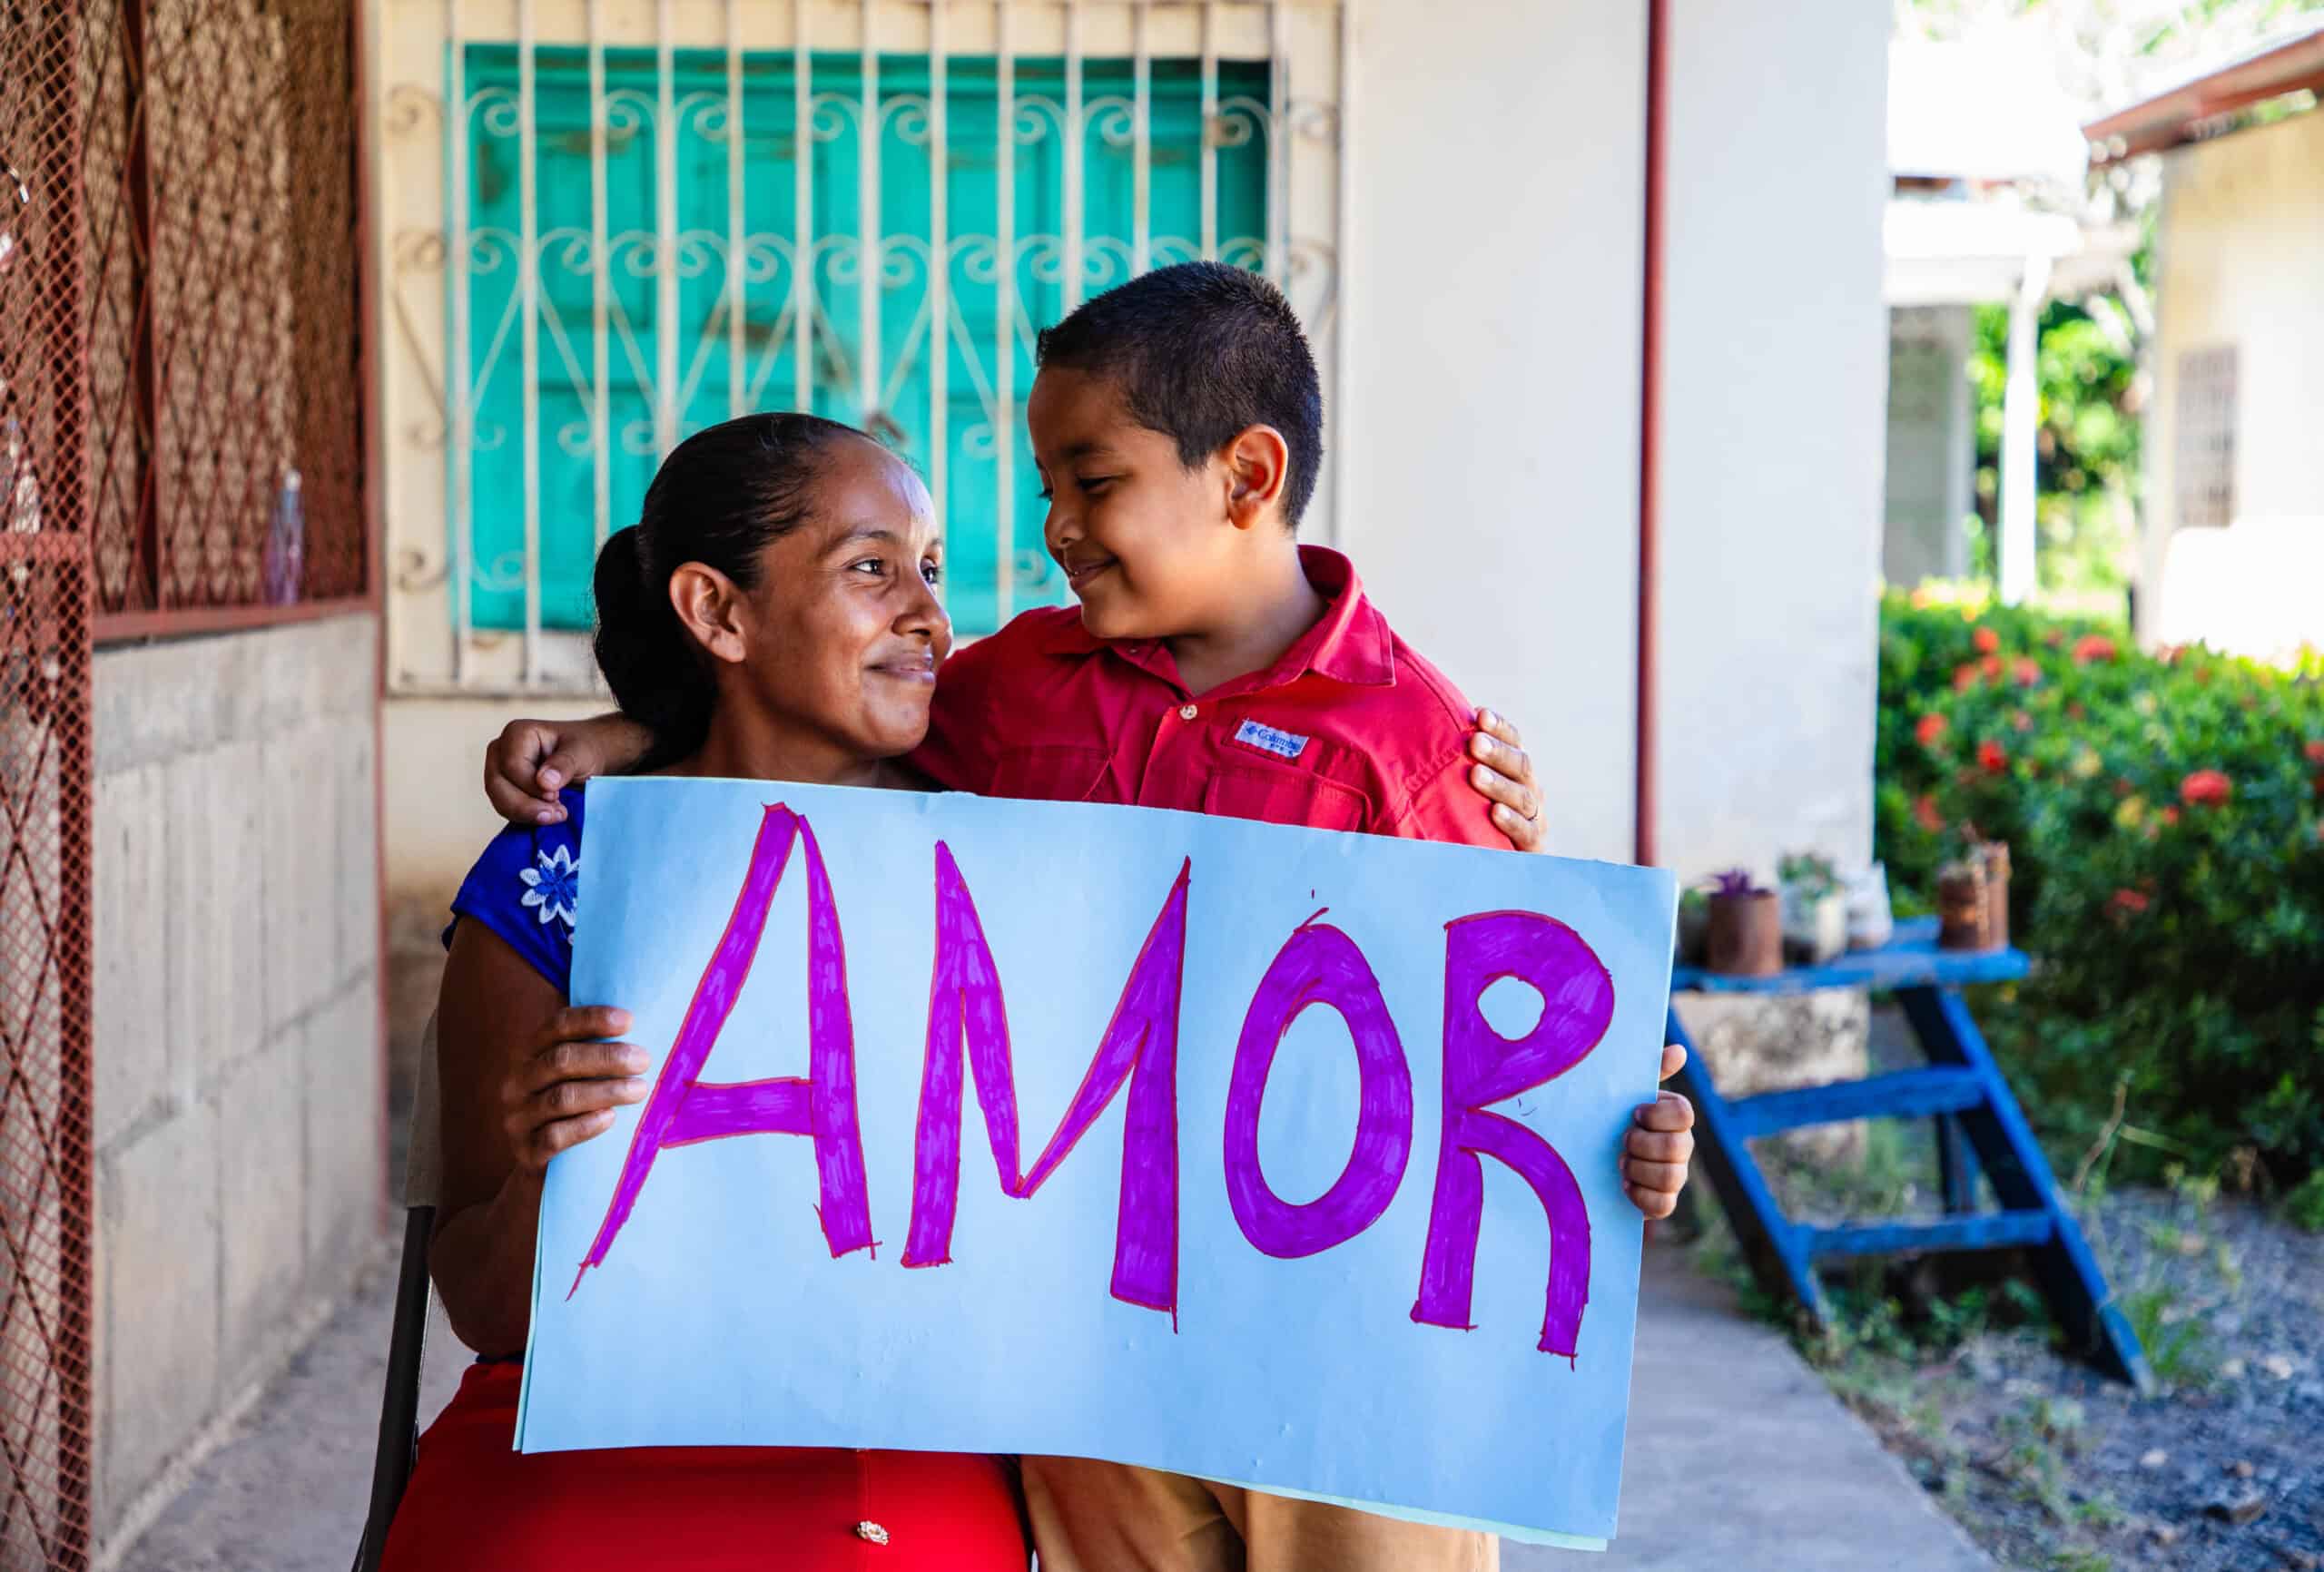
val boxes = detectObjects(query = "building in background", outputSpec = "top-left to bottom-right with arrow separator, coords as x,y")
0,4 -> 381,1562
2084,23 -> 2324,661
369,0 -> 1893,1076
1880,34 -> 2137,598
0,3 -> 1896,1563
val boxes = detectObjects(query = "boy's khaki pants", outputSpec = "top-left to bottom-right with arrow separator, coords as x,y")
1022,1457 -> 1499,1572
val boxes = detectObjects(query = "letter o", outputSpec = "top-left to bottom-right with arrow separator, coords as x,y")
1224,920 -> 1413,1259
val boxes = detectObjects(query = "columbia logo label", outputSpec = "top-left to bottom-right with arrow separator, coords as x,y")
1233,720 -> 1310,761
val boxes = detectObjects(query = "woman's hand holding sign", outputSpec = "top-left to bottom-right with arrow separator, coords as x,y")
505,1007 -> 649,1174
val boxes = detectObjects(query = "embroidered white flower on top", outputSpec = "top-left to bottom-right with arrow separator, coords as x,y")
519,844 -> 579,929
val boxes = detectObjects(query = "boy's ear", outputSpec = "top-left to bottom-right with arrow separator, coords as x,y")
669,562 -> 750,666
1221,424 -> 1291,532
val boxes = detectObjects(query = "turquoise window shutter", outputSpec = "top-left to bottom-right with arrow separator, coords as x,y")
458,48 -> 1271,638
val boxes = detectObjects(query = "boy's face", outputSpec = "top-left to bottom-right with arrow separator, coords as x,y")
1027,367 -> 1246,641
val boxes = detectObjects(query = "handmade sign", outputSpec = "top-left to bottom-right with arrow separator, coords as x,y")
521,776 -> 1678,1547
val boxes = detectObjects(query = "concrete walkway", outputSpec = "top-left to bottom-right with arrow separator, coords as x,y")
113,1241 -> 1987,1572
1557,1247 -> 1988,1572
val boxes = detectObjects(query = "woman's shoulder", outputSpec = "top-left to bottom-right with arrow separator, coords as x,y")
442,787 -> 588,989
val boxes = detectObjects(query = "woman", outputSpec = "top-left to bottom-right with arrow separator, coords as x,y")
384,415 -> 1025,1570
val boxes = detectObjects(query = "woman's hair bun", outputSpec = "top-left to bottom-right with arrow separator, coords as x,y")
591,522 -> 711,770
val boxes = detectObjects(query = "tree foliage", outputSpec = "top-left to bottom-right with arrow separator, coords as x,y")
1965,297 -> 2145,594
1894,0 -> 2321,596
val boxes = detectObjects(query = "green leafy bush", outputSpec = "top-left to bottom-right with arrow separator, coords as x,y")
1876,588 -> 2324,1187
2286,1172 -> 2324,1234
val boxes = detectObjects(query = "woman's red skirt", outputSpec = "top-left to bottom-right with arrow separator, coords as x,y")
379,1361 -> 1029,1570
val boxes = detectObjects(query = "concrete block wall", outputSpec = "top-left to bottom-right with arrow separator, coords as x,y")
90,613 -> 384,1551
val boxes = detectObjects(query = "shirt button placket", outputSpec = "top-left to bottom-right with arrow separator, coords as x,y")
1143,700 -> 1199,808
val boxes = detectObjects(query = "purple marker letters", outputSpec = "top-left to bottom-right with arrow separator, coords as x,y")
570,805 -> 872,1295
902,844 -> 1191,1315
1411,912 -> 1614,1358
576,810 -> 1627,1358
1223,914 -> 1413,1258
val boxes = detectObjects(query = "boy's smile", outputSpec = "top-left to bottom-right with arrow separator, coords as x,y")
1059,550 -> 1118,594
1029,366 -> 1251,644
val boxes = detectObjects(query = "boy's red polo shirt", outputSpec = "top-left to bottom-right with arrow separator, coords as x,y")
913,546 -> 1501,848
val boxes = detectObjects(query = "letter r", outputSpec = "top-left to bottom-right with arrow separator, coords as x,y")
1411,911 -> 1613,1357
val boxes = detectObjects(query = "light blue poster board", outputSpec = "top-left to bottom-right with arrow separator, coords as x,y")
522,776 -> 1678,1547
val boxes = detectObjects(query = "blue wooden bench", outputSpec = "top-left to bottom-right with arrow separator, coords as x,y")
1665,917 -> 2153,1390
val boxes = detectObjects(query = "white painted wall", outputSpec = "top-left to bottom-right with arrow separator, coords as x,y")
381,0 -> 1890,989
381,697 -> 605,900
1343,0 -> 1648,866
1650,0 -> 1890,880
2142,109 -> 2324,647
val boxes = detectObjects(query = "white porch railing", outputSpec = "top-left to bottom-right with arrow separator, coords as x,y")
369,0 -> 1351,696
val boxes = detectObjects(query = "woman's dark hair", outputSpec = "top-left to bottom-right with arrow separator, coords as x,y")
592,412 -> 865,768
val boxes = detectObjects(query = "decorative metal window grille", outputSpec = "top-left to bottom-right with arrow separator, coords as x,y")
2172,344 -> 2236,532
377,0 -> 1350,694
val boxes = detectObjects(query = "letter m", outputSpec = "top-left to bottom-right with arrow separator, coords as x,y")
901,844 -> 1189,1316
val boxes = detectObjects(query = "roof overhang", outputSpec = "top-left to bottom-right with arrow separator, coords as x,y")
2084,22 -> 2324,163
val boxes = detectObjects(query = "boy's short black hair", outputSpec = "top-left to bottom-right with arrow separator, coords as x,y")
1036,260 -> 1324,529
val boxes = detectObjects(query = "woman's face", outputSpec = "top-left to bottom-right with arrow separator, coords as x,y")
724,437 -> 950,764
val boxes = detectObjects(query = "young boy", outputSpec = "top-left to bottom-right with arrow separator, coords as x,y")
485,261 -> 1695,1571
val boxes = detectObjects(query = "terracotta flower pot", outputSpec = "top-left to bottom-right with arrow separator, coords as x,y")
1981,841 -> 2012,951
1937,860 -> 1994,951
1706,890 -> 1783,977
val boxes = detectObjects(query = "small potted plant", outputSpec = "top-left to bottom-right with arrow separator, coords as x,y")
1705,869 -> 1782,978
1777,851 -> 1847,967
1935,840 -> 2011,952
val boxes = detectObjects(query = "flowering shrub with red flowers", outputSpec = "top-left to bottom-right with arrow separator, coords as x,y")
1878,589 -> 2324,1185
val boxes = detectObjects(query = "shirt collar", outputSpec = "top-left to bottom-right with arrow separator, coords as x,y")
1034,545 -> 1396,692
1275,545 -> 1396,688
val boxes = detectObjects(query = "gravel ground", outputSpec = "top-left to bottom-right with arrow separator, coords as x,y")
1706,1065 -> 2324,1571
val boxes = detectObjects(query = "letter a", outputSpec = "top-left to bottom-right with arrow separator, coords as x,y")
903,845 -> 1189,1316
1411,911 -> 1613,1358
569,804 -> 872,1296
